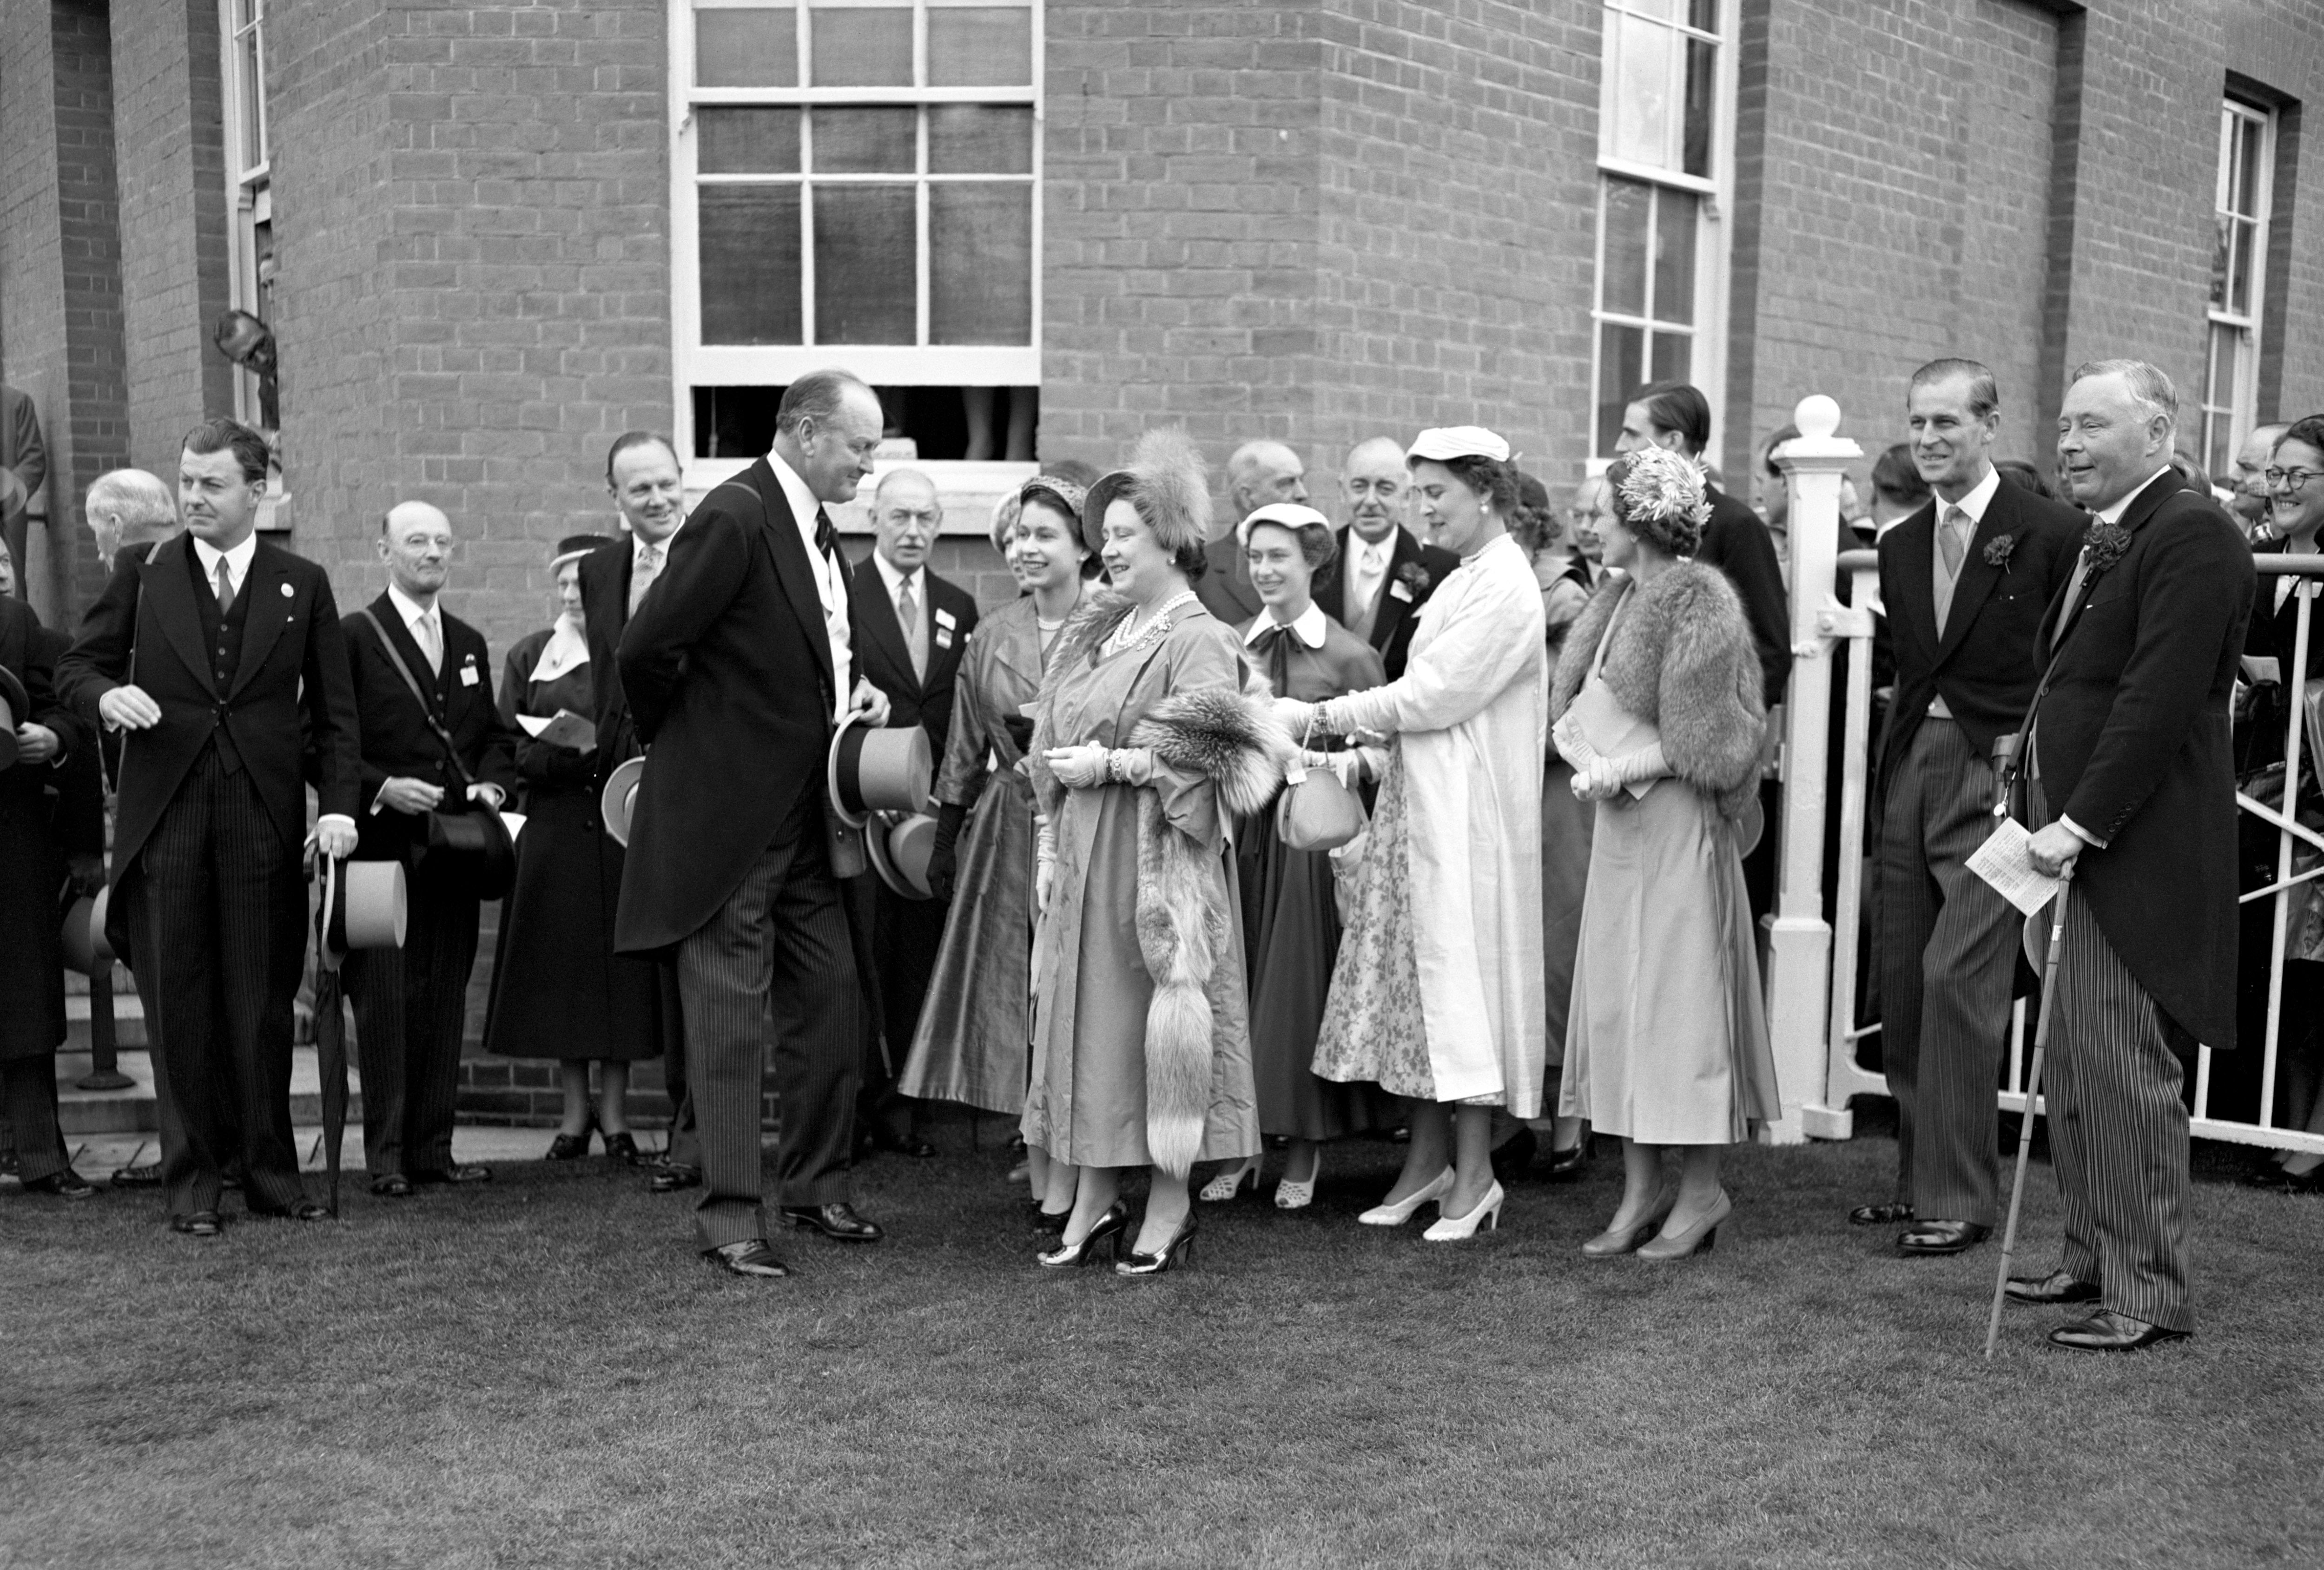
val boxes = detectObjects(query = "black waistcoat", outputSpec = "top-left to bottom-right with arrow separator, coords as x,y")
189,547 -> 254,772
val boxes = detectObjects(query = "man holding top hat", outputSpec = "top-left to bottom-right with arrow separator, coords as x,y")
2011,360 -> 2254,1350
615,368 -> 892,1279
58,418 -> 363,1235
848,468 -> 979,1160
340,501 -> 517,1198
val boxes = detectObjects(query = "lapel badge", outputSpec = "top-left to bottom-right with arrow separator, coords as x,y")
280,581 -> 294,598
934,607 -> 957,630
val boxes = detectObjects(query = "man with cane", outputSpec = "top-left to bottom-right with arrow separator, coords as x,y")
2005,361 -> 2252,1352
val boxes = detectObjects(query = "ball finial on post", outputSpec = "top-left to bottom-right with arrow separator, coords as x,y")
1794,394 -> 1842,442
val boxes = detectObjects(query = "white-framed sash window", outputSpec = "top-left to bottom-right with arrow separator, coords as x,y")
2201,97 -> 2275,478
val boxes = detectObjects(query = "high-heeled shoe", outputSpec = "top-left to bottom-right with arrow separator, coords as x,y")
1637,1190 -> 1732,1261
1580,1189 -> 1676,1259
1357,1166 -> 1453,1226
545,1115 -> 596,1161
1116,1210 -> 1199,1275
1274,1153 -> 1321,1210
1037,1201 -> 1128,1268
601,1130 -> 640,1164
1421,1180 -> 1505,1242
1198,1159 -> 1260,1203
1030,1201 -> 1072,1234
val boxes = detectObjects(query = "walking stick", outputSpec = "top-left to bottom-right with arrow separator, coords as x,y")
1985,861 -> 2075,1359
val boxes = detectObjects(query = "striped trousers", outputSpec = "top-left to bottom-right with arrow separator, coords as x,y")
675,789 -> 861,1248
345,858 -> 479,1178
1878,719 -> 2019,1224
2042,888 -> 2195,1331
119,745 -> 310,1219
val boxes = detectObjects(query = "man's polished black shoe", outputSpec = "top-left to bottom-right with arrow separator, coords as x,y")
1849,1201 -> 1915,1226
23,1169 -> 97,1199
781,1202 -> 884,1242
1541,1135 -> 1592,1181
1489,1126 -> 1536,1183
111,1161 -> 162,1188
705,1239 -> 791,1279
170,1209 -> 223,1237
2005,1269 -> 2100,1306
1896,1219 -> 1990,1256
410,1163 -> 492,1186
371,1174 -> 416,1198
2047,1309 -> 2189,1352
648,1163 -> 702,1194
256,1198 -> 332,1222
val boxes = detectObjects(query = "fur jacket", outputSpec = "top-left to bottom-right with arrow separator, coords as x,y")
1037,590 -> 1292,1177
1549,559 -> 1768,819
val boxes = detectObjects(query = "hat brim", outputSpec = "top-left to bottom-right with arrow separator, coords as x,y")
601,756 -> 646,848
866,810 -> 938,900
829,714 -> 932,826
1081,469 -> 1135,557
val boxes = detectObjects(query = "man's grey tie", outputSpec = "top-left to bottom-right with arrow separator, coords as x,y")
628,542 -> 660,616
899,578 -> 926,681
214,558 -> 236,616
1939,506 -> 1968,577
418,609 -> 443,675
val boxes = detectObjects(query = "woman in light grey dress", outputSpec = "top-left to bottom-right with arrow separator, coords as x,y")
1554,447 -> 1779,1261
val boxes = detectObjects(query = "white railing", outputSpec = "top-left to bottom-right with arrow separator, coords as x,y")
1795,510 -> 2324,1157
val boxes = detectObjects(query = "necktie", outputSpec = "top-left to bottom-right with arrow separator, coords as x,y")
1353,541 -> 1387,615
417,608 -> 443,675
814,507 -> 838,561
214,557 -> 236,616
628,542 -> 660,617
898,577 -> 927,680
1939,506 -> 1969,578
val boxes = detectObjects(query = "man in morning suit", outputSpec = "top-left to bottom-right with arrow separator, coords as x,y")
1195,440 -> 1308,625
340,502 -> 516,1197
578,431 -> 695,1191
1854,360 -> 2083,1255
57,419 -> 362,1235
615,368 -> 893,1279
848,467 -> 978,1159
1308,436 -> 1463,682
2012,360 -> 2254,1352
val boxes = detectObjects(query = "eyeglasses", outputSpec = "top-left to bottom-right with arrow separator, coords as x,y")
2265,467 -> 2323,492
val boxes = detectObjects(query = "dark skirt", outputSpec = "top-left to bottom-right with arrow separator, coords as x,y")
900,767 -> 1036,1115
482,783 -> 663,1062
1237,809 -> 1396,1141
0,792 -> 65,1061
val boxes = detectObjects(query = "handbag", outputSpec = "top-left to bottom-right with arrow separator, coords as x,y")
1276,712 -> 1367,852
353,608 -> 516,900
1552,583 -> 1659,798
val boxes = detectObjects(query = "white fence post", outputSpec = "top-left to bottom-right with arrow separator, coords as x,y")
1761,394 -> 1861,1145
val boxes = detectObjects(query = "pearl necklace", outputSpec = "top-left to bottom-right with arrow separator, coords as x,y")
1100,590 -> 1199,658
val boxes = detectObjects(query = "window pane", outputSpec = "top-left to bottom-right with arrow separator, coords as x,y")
929,105 -> 1033,174
813,185 -> 916,343
812,107 -> 916,173
2208,322 -> 2242,418
1600,178 -> 1650,318
236,27 -> 265,171
1682,37 -> 1715,178
1624,0 -> 1682,21
2228,215 -> 2255,317
1609,13 -> 1676,169
699,186 -> 803,344
1688,0 -> 1718,31
928,7 -> 1032,86
931,184 -> 1033,343
2210,212 -> 2230,310
1652,186 -> 1697,323
1597,322 -> 1645,456
811,6 -> 911,86
698,108 -> 801,174
696,8 -> 798,88
2234,115 -> 2264,218
1650,329 -> 1691,387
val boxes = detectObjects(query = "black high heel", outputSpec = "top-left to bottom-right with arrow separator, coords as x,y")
546,1112 -> 596,1161
1116,1210 -> 1199,1276
1037,1201 -> 1128,1268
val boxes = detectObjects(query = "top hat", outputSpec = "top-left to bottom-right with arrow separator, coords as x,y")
865,811 -> 939,900
60,888 -> 114,976
601,755 -> 645,848
0,664 -> 27,770
319,856 -> 409,957
826,712 -> 931,827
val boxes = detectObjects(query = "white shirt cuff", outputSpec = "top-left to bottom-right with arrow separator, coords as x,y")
2059,814 -> 2106,850
319,813 -> 357,833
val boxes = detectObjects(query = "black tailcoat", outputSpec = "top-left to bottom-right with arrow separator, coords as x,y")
1696,484 -> 1794,708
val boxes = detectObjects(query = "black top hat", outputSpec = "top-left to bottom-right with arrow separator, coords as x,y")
827,712 -> 932,827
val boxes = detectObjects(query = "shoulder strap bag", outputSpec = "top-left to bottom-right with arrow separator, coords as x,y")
354,607 -> 515,899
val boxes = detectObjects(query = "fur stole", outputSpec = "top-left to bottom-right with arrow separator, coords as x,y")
1125,686 -> 1293,1177
1550,560 -> 1767,818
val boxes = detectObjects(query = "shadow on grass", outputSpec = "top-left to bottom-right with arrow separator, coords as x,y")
3,1126 -> 2319,1568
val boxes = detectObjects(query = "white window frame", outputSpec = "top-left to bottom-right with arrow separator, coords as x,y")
218,0 -> 269,428
2202,97 -> 2275,477
669,0 -> 1044,495
1587,0 -> 1736,467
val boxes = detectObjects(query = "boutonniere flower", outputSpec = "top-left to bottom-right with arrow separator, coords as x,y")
2083,520 -> 2132,576
1982,533 -> 2017,571
1395,562 -> 1430,595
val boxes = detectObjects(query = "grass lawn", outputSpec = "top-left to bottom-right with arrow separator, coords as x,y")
4,1117 -> 2319,1569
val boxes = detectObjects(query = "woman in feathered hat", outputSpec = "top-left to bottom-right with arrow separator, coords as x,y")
1281,427 -> 1550,1243
898,474 -> 1095,1226
1024,429 -> 1289,1275
1552,445 -> 1779,1260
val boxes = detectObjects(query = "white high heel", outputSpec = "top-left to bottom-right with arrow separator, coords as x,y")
1274,1151 -> 1322,1210
1358,1166 -> 1453,1226
1422,1180 -> 1505,1242
1197,1159 -> 1260,1203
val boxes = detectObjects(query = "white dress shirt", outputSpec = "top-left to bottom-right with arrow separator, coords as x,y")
189,532 -> 258,602
768,449 -> 852,719
1926,465 -> 2002,716
1343,532 -> 1392,620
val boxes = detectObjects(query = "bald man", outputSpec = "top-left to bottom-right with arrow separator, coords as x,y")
1312,436 -> 1462,680
1197,439 -> 1308,624
340,501 -> 516,1194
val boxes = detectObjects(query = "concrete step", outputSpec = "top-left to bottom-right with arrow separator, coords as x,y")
65,989 -> 150,1051
55,1049 -> 363,1136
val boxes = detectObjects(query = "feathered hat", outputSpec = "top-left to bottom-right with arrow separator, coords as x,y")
1080,428 -> 1212,557
1610,445 -> 1713,557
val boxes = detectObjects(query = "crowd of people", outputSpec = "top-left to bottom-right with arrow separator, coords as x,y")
0,352 -> 2299,1353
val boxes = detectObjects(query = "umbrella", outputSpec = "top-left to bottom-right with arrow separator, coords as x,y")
312,852 -> 351,1215
1985,862 -> 2076,1359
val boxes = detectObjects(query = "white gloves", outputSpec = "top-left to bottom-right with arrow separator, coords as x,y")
1035,813 -> 1057,912
1572,744 -> 1669,802
1042,743 -> 1153,789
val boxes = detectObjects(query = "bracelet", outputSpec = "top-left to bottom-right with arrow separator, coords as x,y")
1106,748 -> 1135,783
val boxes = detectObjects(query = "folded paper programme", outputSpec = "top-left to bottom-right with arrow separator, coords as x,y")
1968,817 -> 2061,916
